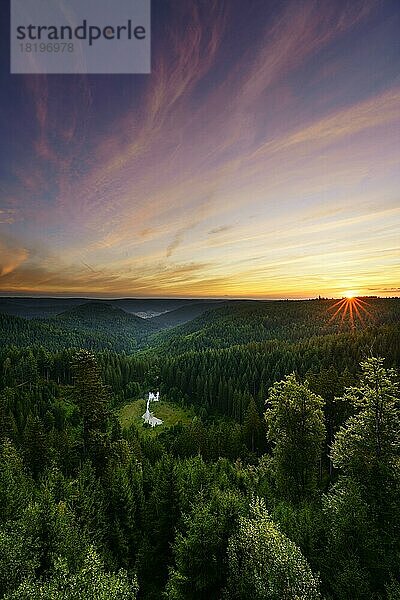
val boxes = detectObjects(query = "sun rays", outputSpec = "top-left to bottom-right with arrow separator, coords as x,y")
328,295 -> 372,328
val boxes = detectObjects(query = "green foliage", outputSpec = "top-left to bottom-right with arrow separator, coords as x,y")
224,497 -> 321,600
71,350 -> 111,466
265,374 -> 325,500
119,398 -> 194,432
0,299 -> 399,599
0,439 -> 32,522
243,397 -> 264,453
103,454 -> 144,569
166,489 -> 245,600
331,357 -> 400,482
386,579 -> 400,600
137,454 -> 180,599
32,480 -> 89,576
0,303 -> 157,353
69,460 -> 108,551
323,479 -> 377,598
4,546 -> 138,600
159,321 -> 399,422
151,298 -> 399,353
0,519 -> 40,596
271,500 -> 324,570
323,358 -> 400,598
23,415 -> 50,478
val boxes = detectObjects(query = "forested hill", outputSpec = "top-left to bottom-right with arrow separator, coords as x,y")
0,302 -> 156,352
0,296 -> 226,319
147,300 -> 225,329
0,297 -> 398,355
0,298 -> 230,351
0,296 -> 399,599
148,297 -> 400,353
55,302 -> 157,340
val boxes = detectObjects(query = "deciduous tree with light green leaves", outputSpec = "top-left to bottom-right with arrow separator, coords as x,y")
223,497 -> 321,600
4,547 -> 138,600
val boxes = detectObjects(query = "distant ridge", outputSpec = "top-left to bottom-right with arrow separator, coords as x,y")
148,301 -> 227,328
0,297 -> 227,319
56,301 -> 138,320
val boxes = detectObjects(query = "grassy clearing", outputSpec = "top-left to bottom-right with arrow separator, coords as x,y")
119,398 -> 194,432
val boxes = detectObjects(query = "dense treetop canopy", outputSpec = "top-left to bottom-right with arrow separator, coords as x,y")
0,297 -> 399,599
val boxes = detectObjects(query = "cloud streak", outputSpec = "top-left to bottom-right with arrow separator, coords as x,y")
0,0 -> 398,298
0,238 -> 29,277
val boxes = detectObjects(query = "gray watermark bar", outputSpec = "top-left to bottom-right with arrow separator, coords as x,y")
11,0 -> 151,74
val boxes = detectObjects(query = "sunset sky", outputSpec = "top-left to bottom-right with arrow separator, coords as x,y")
0,0 -> 399,298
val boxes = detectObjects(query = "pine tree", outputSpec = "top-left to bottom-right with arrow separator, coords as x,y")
323,357 -> 400,597
71,350 -> 111,467
166,490 -> 244,600
243,397 -> 263,453
23,415 -> 49,478
265,374 -> 325,500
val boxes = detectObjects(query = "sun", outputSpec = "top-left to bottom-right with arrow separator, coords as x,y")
327,294 -> 372,328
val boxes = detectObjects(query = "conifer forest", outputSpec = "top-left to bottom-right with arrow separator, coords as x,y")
0,297 -> 399,599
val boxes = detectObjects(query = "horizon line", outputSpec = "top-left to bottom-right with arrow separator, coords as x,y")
0,294 -> 397,301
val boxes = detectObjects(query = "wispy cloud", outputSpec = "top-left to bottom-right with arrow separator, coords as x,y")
0,238 -> 29,277
208,225 -> 233,236
1,0 -> 398,297
0,209 -> 17,225
253,88 -> 400,158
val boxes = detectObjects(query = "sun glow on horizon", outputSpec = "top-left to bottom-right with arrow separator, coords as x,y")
328,294 -> 372,328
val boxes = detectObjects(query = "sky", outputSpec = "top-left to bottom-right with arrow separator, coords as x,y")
0,0 -> 399,299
